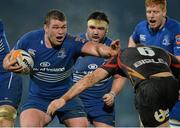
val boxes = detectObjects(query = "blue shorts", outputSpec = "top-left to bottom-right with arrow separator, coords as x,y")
0,72 -> 22,108
83,101 -> 115,126
170,100 -> 180,121
21,95 -> 87,123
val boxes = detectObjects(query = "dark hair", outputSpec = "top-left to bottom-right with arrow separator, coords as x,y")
87,11 -> 109,24
44,9 -> 66,25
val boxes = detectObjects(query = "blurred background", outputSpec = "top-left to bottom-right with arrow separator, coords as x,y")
0,0 -> 179,127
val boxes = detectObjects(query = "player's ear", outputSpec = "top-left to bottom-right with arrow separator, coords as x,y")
44,24 -> 48,32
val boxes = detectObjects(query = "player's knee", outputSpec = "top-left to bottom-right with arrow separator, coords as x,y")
0,105 -> 17,121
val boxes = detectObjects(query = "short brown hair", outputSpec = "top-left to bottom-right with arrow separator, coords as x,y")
145,0 -> 167,10
44,9 -> 66,25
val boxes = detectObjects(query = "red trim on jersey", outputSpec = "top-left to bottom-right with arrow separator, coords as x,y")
103,57 -> 119,68
171,63 -> 180,68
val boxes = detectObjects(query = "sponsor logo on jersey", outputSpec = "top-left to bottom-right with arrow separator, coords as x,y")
154,109 -> 169,122
88,64 -> 98,69
176,34 -> 180,45
162,35 -> 170,46
40,61 -> 51,67
58,48 -> 66,58
140,34 -> 146,42
133,58 -> 168,68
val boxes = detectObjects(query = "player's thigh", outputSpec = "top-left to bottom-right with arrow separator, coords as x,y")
86,104 -> 115,126
20,108 -> 51,127
63,117 -> 88,127
56,96 -> 88,126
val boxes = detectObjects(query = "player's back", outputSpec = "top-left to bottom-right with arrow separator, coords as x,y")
120,46 -> 171,86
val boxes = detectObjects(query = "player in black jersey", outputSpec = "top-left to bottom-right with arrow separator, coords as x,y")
46,45 -> 179,127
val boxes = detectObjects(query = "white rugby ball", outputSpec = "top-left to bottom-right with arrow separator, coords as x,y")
11,49 -> 34,73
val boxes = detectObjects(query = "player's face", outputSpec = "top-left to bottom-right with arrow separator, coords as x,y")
86,25 -> 107,43
146,4 -> 166,31
44,19 -> 67,47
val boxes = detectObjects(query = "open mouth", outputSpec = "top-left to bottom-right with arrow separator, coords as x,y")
92,36 -> 100,40
56,36 -> 63,41
149,20 -> 156,23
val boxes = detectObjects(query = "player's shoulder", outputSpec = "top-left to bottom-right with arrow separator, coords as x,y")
166,17 -> 180,31
21,28 -> 44,40
136,20 -> 147,28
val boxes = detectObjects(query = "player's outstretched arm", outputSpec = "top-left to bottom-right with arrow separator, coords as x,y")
81,40 -> 120,58
3,51 -> 23,73
46,68 -> 109,116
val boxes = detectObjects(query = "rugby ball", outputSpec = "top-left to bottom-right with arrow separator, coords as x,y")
11,49 -> 34,73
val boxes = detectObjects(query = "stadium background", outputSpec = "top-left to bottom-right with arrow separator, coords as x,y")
0,0 -> 179,126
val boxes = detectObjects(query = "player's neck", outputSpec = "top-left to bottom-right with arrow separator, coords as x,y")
44,35 -> 52,48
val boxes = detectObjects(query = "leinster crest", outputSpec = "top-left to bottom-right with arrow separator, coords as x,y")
58,48 -> 66,58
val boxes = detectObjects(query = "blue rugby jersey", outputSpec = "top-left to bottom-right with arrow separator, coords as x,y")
0,20 -> 10,73
131,17 -> 180,56
14,29 -> 86,99
73,33 -> 113,106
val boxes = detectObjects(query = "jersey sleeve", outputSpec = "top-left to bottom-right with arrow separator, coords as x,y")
14,32 -> 30,50
72,36 -> 88,58
131,24 -> 141,44
101,56 -> 126,77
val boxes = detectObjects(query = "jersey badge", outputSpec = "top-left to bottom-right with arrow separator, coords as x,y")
58,48 -> 66,58
162,35 -> 170,46
140,34 -> 146,42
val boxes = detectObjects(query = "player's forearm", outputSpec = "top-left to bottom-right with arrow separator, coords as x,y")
62,68 -> 108,102
110,75 -> 127,96
62,70 -> 102,102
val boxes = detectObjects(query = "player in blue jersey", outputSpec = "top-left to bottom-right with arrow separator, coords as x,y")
47,45 -> 179,127
0,20 -> 22,127
3,10 -> 119,127
128,0 -> 180,127
73,11 -> 125,127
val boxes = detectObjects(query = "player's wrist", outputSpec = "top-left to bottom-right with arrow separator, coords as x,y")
109,91 -> 116,98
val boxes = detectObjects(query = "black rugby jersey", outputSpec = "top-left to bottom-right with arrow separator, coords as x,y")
102,46 -> 175,87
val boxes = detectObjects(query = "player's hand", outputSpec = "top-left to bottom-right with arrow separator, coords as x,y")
3,51 -> 23,73
110,40 -> 120,56
103,92 -> 115,106
46,98 -> 66,116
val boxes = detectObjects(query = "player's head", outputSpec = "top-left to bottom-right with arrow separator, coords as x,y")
86,11 -> 109,43
44,9 -> 67,47
145,0 -> 167,31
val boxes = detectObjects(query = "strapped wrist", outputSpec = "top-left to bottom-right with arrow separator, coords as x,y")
109,91 -> 116,98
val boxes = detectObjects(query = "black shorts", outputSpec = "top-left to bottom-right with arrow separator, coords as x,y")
135,76 -> 179,127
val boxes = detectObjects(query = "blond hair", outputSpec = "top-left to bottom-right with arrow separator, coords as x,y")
145,0 -> 167,11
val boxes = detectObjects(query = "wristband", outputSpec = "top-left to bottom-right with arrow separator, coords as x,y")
109,91 -> 116,98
